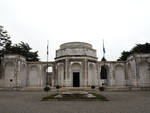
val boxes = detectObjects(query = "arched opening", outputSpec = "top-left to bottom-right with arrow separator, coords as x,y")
71,63 -> 81,87
101,66 -> 107,79
100,65 -> 108,85
45,66 -> 53,86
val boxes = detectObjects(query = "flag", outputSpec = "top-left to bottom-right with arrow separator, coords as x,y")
103,39 -> 105,54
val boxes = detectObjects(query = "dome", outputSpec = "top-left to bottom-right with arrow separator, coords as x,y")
60,42 -> 92,49
56,42 -> 97,59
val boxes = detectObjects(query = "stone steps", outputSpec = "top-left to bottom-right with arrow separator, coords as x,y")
105,86 -> 130,91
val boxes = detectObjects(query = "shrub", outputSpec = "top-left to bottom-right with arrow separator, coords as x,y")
44,86 -> 50,92
99,86 -> 105,91
44,86 -> 50,96
56,85 -> 60,89
91,85 -> 95,89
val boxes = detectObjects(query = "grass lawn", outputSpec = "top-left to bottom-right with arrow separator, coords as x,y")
41,93 -> 108,101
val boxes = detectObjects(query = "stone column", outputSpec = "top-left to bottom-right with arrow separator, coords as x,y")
134,58 -> 139,87
65,58 -> 68,86
52,64 -> 55,87
96,62 -> 100,86
15,59 -> 19,87
54,63 -> 58,86
84,58 -> 88,86
108,64 -> 113,86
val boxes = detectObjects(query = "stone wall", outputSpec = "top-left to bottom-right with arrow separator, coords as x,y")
0,44 -> 150,88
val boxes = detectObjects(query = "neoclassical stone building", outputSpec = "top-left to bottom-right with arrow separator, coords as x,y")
0,42 -> 150,88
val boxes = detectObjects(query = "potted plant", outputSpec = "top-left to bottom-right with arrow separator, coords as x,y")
91,85 -> 96,89
56,85 -> 60,94
99,86 -> 105,91
44,86 -> 50,96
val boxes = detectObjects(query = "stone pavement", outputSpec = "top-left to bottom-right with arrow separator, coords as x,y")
0,91 -> 150,113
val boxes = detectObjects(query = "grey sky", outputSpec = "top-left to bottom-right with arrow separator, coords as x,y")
0,0 -> 150,61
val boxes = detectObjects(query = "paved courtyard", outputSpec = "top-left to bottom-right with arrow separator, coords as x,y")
0,91 -> 150,113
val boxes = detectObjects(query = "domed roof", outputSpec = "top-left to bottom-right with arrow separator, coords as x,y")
56,42 -> 97,59
60,42 -> 92,49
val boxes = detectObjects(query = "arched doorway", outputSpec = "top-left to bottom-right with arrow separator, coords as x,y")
100,65 -> 108,86
71,63 -> 81,87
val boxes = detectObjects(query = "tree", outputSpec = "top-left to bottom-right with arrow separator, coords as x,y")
117,51 -> 131,61
11,42 -> 39,61
131,43 -> 150,54
0,26 -> 12,63
118,43 -> 150,61
0,26 -> 11,48
0,26 -> 39,61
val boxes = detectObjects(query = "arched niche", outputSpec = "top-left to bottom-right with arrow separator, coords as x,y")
28,65 -> 40,87
138,62 -> 150,87
114,65 -> 125,86
4,62 -> 15,87
88,63 -> 97,86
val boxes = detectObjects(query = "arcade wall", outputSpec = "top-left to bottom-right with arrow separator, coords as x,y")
0,54 -> 150,88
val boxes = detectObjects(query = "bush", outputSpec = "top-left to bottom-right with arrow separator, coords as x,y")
44,86 -> 50,92
99,86 -> 105,91
91,85 -> 95,89
56,85 -> 60,89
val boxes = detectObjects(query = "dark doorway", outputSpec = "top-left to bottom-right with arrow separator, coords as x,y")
73,72 -> 80,87
101,66 -> 107,79
100,66 -> 107,85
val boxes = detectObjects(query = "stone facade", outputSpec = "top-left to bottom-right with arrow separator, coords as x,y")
0,42 -> 150,88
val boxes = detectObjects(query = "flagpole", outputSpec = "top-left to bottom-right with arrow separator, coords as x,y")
47,40 -> 49,64
102,39 -> 104,58
46,40 -> 49,86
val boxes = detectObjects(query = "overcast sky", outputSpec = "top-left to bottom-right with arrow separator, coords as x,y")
0,0 -> 150,61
